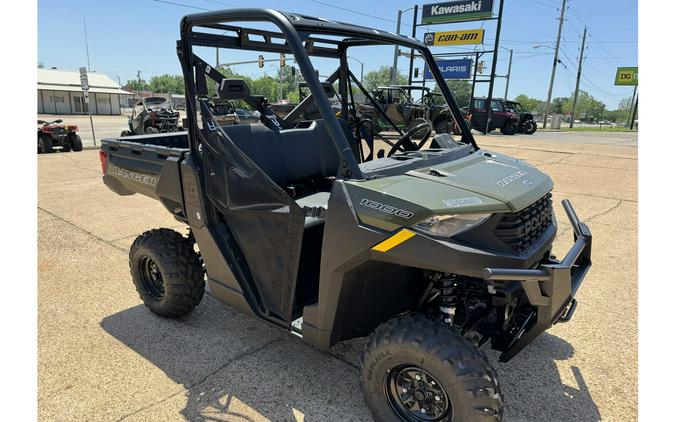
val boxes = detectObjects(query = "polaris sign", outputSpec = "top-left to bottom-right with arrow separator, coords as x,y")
422,0 -> 494,24
425,59 -> 473,80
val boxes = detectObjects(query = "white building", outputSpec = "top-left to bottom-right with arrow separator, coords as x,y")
38,68 -> 133,115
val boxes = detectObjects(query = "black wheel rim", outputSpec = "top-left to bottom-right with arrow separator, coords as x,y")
139,256 -> 164,300
385,365 -> 451,421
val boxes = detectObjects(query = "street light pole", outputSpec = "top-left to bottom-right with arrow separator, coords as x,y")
349,57 -> 364,84
543,0 -> 567,129
392,9 -> 403,83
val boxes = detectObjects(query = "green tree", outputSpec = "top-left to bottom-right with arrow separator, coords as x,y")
563,91 -> 605,122
125,79 -> 149,92
551,97 -> 569,114
363,66 -> 406,91
514,94 -> 541,113
442,80 -> 472,108
148,74 -> 184,94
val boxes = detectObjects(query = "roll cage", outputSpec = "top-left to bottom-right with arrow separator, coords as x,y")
178,8 -> 478,181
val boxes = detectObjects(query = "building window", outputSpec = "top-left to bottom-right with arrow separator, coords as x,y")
50,95 -> 65,103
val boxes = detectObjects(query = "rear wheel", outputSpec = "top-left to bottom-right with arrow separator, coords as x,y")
129,228 -> 205,318
360,315 -> 502,422
70,134 -> 83,151
502,121 -> 518,136
145,126 -> 159,134
38,134 -> 53,154
120,130 -> 132,137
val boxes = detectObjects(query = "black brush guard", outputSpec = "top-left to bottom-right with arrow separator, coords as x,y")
483,200 -> 592,362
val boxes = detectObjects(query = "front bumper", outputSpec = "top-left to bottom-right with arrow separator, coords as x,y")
483,199 -> 592,362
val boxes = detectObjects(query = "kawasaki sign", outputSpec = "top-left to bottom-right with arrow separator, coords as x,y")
422,0 -> 494,24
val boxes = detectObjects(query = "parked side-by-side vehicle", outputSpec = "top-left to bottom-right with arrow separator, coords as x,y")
99,9 -> 592,422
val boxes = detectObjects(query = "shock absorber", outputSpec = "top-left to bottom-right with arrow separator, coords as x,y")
439,278 -> 458,325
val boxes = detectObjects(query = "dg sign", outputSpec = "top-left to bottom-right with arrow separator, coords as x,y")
426,59 -> 473,80
615,67 -> 638,86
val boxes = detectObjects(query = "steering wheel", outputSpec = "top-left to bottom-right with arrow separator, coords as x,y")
387,121 -> 432,157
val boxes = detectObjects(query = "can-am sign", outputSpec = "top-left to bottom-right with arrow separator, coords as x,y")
426,58 -> 473,80
422,0 -> 494,24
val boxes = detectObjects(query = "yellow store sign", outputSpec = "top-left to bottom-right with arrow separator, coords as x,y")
424,29 -> 485,46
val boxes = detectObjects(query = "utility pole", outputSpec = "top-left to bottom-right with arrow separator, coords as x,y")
137,70 -> 142,85
484,0 -> 505,135
543,0 -> 567,129
629,94 -> 638,129
569,26 -> 587,128
504,49 -> 513,99
392,9 -> 403,83
216,48 -> 220,67
627,84 -> 637,127
83,18 -> 91,71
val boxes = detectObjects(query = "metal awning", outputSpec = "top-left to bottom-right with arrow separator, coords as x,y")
38,84 -> 133,95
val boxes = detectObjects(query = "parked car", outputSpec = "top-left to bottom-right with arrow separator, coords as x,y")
469,98 -> 520,135
121,97 -> 181,136
37,119 -> 83,153
235,108 -> 260,124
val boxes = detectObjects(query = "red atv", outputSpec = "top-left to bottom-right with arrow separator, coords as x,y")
37,119 -> 84,154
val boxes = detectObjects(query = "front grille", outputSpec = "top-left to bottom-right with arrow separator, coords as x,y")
495,192 -> 553,253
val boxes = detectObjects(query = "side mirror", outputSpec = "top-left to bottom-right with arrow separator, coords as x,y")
377,149 -> 385,159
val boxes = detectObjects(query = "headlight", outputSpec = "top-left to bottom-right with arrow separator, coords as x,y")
413,213 -> 491,237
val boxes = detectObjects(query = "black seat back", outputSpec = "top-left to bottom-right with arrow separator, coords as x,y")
221,119 -> 341,188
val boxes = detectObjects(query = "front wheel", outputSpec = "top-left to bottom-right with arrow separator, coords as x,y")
129,228 -> 205,318
360,315 -> 503,422
522,120 -> 537,135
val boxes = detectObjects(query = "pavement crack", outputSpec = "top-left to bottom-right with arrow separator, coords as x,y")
586,200 -> 624,222
111,338 -> 283,422
38,206 -> 127,253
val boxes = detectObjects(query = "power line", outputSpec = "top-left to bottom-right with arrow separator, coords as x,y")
151,0 -> 211,11
304,0 -> 410,27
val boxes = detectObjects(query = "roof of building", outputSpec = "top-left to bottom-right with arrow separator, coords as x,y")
38,68 -> 133,95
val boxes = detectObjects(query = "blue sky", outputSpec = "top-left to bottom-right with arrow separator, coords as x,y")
37,0 -> 637,109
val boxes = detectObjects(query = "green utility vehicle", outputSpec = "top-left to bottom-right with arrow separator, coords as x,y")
100,9 -> 592,422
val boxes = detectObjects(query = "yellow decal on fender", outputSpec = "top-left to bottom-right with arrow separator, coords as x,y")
372,229 -> 416,252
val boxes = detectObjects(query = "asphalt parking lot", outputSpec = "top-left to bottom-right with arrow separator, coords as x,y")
38,131 -> 637,421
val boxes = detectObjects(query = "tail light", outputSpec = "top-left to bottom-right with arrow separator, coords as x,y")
99,150 -> 108,175
41,125 -> 51,133
71,125 -> 79,132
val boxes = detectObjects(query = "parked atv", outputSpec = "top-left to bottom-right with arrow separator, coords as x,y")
469,97 -> 521,135
37,119 -> 83,153
100,9 -> 592,422
359,86 -> 432,139
121,97 -> 181,136
209,97 -> 239,126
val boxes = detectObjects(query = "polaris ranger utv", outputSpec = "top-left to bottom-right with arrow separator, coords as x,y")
100,9 -> 591,422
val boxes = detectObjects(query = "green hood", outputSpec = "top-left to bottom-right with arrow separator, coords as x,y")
407,150 -> 553,212
347,150 -> 553,230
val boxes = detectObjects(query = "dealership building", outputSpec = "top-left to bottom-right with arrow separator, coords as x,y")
38,68 -> 133,115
